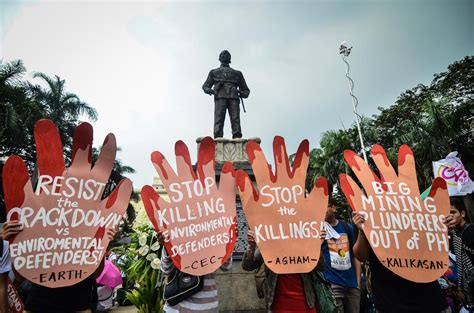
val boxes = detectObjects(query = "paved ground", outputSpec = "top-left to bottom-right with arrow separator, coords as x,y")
109,305 -> 137,312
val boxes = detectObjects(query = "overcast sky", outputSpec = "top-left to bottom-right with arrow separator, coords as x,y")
1,0 -> 473,190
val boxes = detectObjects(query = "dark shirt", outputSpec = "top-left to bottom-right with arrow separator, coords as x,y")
25,278 -> 95,313
456,223 -> 474,259
202,65 -> 250,99
453,223 -> 474,303
368,250 -> 448,313
449,223 -> 474,266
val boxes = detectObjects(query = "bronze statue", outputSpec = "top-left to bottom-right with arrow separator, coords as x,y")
202,50 -> 250,139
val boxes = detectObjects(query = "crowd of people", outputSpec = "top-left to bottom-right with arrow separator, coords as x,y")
0,226 -> 116,313
0,195 -> 472,313
238,196 -> 473,313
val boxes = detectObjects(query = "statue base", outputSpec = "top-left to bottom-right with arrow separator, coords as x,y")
195,136 -> 266,311
196,137 -> 261,164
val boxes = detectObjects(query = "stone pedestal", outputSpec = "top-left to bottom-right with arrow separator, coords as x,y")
196,137 -> 261,258
196,137 -> 261,164
216,260 -> 266,312
195,137 -> 265,312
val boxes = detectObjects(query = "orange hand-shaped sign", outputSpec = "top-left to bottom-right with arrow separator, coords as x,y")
340,144 -> 450,282
237,137 -> 328,274
141,137 -> 237,276
3,120 -> 132,288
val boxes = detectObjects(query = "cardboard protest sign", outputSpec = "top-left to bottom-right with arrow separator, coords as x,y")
236,136 -> 328,274
8,277 -> 24,313
3,119 -> 132,288
340,144 -> 450,283
141,137 -> 237,276
433,151 -> 474,196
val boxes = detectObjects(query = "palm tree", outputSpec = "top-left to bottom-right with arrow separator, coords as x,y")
0,60 -> 40,221
376,94 -> 459,189
29,72 -> 97,122
28,72 -> 98,156
0,60 -> 43,163
0,59 -> 27,138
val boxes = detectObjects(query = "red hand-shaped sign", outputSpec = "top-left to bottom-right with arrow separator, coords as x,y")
141,137 -> 237,276
340,144 -> 450,282
237,136 -> 328,274
3,120 -> 132,287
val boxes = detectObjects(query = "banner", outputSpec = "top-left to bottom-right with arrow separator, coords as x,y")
3,119 -> 132,288
433,151 -> 474,196
237,136 -> 328,274
141,137 -> 237,276
340,144 -> 450,282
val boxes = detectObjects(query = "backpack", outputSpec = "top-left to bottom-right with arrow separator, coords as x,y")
96,284 -> 114,312
164,269 -> 204,306
312,270 -> 337,313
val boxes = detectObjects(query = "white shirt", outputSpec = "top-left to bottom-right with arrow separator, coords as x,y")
0,240 -> 11,274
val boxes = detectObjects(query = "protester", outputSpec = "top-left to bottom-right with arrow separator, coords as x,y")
159,234 -> 231,312
444,196 -> 474,311
2,220 -> 117,313
0,235 -> 11,313
321,204 -> 361,313
352,212 -> 451,313
242,230 -> 327,313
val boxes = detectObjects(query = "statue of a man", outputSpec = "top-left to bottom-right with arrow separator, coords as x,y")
202,50 -> 250,139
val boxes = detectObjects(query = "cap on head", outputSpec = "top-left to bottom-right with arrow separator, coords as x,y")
219,50 -> 231,64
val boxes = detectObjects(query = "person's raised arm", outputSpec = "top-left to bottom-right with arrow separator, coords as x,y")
352,213 -> 370,262
354,258 -> 362,288
242,231 -> 263,271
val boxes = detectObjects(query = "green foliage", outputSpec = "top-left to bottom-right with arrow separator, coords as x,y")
296,117 -> 377,219
26,72 -> 97,164
297,56 -> 473,221
0,60 -> 136,224
113,225 -> 164,313
431,56 -> 473,102
373,56 -> 474,189
0,61 -> 97,169
0,60 -> 41,168
126,270 -> 164,313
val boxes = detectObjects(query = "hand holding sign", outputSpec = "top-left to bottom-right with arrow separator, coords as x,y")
141,137 -> 236,276
3,119 -> 132,287
236,136 -> 328,274
340,144 -> 450,282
